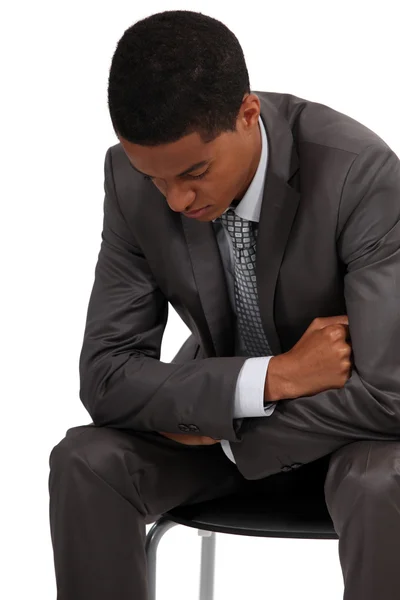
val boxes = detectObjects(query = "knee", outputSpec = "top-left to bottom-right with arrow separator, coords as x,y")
49,424 -> 127,477
48,424 -> 146,515
324,441 -> 400,513
49,425 -> 93,478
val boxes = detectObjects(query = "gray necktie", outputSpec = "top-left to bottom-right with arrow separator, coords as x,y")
219,208 -> 272,357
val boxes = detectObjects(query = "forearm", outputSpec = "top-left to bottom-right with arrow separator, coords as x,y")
264,354 -> 295,402
234,368 -> 400,480
80,350 -> 248,441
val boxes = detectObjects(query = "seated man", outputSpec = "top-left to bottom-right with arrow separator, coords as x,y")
48,9 -> 400,600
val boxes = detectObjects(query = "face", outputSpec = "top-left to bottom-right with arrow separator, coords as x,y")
118,93 -> 262,221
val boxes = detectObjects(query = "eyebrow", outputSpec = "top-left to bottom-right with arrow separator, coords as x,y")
130,160 -> 210,178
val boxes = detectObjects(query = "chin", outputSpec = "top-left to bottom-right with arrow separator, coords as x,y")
197,212 -> 213,221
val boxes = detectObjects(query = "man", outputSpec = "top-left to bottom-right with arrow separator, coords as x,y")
48,9 -> 400,600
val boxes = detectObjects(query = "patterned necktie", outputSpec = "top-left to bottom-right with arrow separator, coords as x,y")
219,208 -> 272,357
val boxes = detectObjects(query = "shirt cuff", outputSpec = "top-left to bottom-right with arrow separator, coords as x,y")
233,356 -> 276,418
220,439 -> 236,463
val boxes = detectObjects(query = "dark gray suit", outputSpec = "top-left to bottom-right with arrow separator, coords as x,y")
49,92 -> 400,599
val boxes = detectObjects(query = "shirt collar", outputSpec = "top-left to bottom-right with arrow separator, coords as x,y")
213,115 -> 268,224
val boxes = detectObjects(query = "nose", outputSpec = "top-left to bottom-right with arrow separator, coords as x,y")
166,184 -> 196,213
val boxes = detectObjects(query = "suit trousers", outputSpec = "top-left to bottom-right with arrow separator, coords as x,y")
48,423 -> 400,600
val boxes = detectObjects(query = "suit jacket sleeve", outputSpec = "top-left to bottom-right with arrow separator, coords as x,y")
334,142 -> 400,435
78,148 -> 248,442
230,142 -> 400,480
278,143 -> 400,439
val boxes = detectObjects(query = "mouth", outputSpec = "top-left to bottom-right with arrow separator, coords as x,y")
184,205 -> 211,218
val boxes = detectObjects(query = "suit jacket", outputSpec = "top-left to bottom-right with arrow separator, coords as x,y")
79,91 -> 400,480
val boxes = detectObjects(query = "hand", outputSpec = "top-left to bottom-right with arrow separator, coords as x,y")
158,432 -> 221,445
266,315 -> 353,401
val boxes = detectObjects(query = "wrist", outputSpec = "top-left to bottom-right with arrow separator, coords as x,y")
264,354 -> 296,403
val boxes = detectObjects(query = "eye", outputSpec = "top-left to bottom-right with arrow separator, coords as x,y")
142,167 -> 210,182
189,167 -> 210,180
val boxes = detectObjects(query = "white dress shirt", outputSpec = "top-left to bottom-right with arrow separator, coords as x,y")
211,116 -> 276,464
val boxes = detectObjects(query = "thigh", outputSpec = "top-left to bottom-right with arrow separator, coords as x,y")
50,422 -> 246,523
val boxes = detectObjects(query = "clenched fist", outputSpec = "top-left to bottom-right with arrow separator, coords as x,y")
265,315 -> 353,402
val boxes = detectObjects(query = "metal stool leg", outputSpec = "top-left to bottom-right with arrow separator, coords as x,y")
198,530 -> 216,600
145,516 -> 179,600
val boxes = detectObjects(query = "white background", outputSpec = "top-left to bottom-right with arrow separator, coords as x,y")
2,1 -> 399,598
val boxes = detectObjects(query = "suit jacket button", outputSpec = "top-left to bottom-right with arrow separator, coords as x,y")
188,424 -> 200,432
178,424 -> 189,432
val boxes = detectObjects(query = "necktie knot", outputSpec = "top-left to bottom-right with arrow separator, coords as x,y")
219,209 -> 255,250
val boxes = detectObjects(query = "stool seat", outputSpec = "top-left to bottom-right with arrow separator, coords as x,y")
147,477 -> 339,599
164,489 -> 338,540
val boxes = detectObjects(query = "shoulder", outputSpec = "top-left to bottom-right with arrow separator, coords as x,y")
257,90 -> 393,158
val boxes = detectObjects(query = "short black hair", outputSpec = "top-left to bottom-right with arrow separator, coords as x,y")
107,10 -> 251,146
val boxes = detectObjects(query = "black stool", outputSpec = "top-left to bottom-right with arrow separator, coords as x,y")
145,475 -> 338,600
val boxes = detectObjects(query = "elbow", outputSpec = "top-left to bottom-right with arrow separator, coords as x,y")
79,371 -> 110,426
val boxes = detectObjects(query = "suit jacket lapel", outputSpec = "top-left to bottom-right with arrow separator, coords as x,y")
257,171 -> 300,355
182,216 -> 235,357
182,95 -> 300,357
